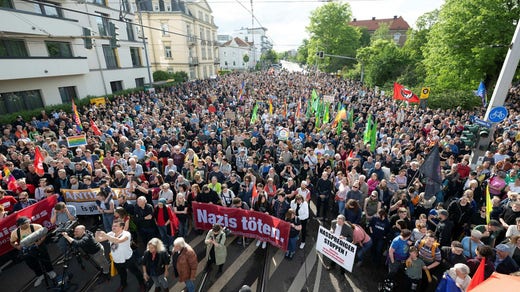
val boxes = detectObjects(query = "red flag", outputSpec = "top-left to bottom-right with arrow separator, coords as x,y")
251,184 -> 258,202
7,175 -> 18,191
345,150 -> 355,169
34,147 -> 45,175
90,119 -> 102,136
467,257 -> 486,291
393,82 -> 420,103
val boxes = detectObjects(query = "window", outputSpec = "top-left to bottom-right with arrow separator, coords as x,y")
110,81 -> 123,93
91,0 -> 106,6
0,90 -> 44,115
164,46 -> 172,58
96,15 -> 109,37
161,23 -> 169,36
121,0 -> 131,12
166,67 -> 173,74
0,39 -> 28,57
166,5 -> 171,11
46,41 -> 72,57
1,0 -> 14,8
58,86 -> 77,103
33,1 -> 62,18
130,47 -> 142,67
126,21 -> 135,41
102,45 -> 119,69
135,78 -> 145,88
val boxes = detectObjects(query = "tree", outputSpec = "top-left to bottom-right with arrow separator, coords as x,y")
370,23 -> 392,43
296,39 -> 310,65
153,70 -> 169,81
260,49 -> 279,65
356,39 -> 408,86
423,0 -> 519,90
243,54 -> 250,65
306,2 -> 361,72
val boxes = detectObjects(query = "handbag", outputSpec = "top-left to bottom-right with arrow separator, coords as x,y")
109,253 -> 118,277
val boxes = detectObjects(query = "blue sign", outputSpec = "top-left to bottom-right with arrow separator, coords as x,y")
488,106 -> 508,123
474,118 -> 492,128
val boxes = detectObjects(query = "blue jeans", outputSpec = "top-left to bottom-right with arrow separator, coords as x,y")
185,279 -> 195,292
287,236 -> 298,255
337,200 -> 346,216
178,219 -> 189,238
357,239 -> 373,263
102,213 -> 114,232
157,225 -> 172,248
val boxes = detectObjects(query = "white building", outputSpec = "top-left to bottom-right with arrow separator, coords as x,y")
219,37 -> 252,71
0,0 -> 150,113
234,27 -> 273,66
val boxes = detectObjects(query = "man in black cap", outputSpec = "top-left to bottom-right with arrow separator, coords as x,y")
10,216 -> 56,287
435,209 -> 454,247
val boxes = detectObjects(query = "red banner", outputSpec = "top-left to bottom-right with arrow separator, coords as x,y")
0,196 -> 57,256
192,202 -> 291,250
393,82 -> 420,103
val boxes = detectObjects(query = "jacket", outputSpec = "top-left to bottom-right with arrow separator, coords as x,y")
205,230 -> 227,265
174,245 -> 198,282
142,250 -> 169,277
330,220 -> 353,242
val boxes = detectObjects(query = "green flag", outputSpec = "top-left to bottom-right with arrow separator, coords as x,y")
363,114 -> 372,144
323,102 -> 330,124
312,89 -> 319,113
348,108 -> 354,129
250,103 -> 259,124
336,119 -> 343,136
305,99 -> 312,118
370,119 -> 378,152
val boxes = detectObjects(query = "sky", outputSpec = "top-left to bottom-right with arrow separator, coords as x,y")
207,0 -> 445,51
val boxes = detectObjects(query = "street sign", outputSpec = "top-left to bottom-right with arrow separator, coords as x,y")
488,106 -> 508,123
474,118 -> 492,128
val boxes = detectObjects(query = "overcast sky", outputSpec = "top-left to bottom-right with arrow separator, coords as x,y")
208,0 -> 444,51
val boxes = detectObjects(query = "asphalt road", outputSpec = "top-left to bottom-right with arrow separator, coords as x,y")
0,202 -> 386,292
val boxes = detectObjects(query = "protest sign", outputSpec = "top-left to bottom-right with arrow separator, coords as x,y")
61,188 -> 137,215
192,202 -> 290,250
316,226 -> 357,272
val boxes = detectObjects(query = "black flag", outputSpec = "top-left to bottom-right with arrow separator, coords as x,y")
419,146 -> 442,200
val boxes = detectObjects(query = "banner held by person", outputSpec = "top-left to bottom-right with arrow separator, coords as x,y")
192,202 -> 290,250
315,226 -> 357,273
419,146 -> 442,199
0,195 -> 57,256
61,188 -> 137,215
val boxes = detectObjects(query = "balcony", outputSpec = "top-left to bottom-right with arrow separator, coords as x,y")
214,58 -> 220,64
0,57 -> 89,80
189,57 -> 199,66
0,9 -> 80,37
187,36 -> 196,46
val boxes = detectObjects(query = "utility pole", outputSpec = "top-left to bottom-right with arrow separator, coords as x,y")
250,0 -> 255,70
137,2 -> 153,88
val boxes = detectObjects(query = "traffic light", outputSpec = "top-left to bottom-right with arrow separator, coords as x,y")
83,27 -> 92,49
479,127 -> 490,138
109,22 -> 120,48
316,51 -> 324,58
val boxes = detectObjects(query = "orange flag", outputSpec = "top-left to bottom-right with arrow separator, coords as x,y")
34,147 -> 45,175
251,184 -> 258,202
467,257 -> 486,291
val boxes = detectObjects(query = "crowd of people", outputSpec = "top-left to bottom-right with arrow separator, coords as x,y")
2,69 -> 520,292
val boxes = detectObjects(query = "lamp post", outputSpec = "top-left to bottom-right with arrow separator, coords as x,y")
136,2 -> 153,87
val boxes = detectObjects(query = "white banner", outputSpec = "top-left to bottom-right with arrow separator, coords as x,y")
61,188 -> 137,215
315,226 -> 357,273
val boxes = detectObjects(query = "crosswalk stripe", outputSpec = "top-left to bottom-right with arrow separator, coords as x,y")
207,239 -> 258,292
286,244 -> 317,292
312,252 -> 323,292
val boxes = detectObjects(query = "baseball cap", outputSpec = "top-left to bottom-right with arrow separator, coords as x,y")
16,216 -> 30,226
438,209 -> 448,217
429,209 -> 438,216
158,198 -> 167,205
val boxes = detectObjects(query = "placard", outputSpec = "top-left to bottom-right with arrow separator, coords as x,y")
316,226 -> 357,272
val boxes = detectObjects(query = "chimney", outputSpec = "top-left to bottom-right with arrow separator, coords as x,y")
372,17 -> 376,20
394,15 -> 398,19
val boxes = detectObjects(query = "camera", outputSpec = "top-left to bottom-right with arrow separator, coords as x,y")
51,220 -> 79,241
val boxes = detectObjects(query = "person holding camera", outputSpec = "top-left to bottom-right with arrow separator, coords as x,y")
51,202 -> 77,253
61,225 -> 110,282
96,220 -> 146,292
96,182 -> 115,232
10,216 -> 56,287
205,224 -> 227,274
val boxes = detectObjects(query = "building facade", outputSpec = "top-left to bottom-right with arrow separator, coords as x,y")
234,27 -> 273,67
0,0 -> 150,113
349,16 -> 410,46
218,37 -> 252,71
137,0 -> 219,80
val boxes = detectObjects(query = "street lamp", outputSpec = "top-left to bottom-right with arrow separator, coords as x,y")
136,2 -> 153,88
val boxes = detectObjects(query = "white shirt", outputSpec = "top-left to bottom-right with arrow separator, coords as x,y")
109,230 -> 132,263
290,200 -> 309,221
334,224 -> 343,237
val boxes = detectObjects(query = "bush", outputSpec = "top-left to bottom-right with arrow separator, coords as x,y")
153,70 -> 170,82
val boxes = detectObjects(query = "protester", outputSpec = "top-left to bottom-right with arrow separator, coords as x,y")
171,237 -> 198,292
142,238 -> 170,292
204,224 -> 227,274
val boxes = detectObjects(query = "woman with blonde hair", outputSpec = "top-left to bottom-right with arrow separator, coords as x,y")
142,238 -> 170,292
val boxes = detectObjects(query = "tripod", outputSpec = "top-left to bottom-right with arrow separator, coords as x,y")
52,245 -> 100,291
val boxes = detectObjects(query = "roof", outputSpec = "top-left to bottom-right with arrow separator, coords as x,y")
349,16 -> 410,31
222,37 -> 251,48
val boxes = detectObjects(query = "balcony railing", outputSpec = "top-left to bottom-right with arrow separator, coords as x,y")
189,57 -> 199,66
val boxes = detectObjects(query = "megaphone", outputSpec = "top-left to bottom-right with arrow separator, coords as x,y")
20,227 -> 48,248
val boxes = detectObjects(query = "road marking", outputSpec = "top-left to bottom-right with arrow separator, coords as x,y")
309,200 -> 317,216
343,271 -> 362,291
206,239 -> 258,292
169,235 -> 236,292
286,244 -> 317,292
250,247 -> 285,291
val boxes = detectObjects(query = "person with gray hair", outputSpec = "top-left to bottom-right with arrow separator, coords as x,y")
142,238 -> 170,292
447,263 -> 471,292
172,237 -> 198,292
134,196 -> 156,245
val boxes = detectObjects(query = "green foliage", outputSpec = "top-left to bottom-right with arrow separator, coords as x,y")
153,70 -> 170,82
357,27 -> 371,48
356,39 -> 408,86
425,88 -> 482,109
171,71 -> 188,82
423,0 -> 518,91
243,54 -> 250,64
306,2 -> 361,72
260,49 -> 279,65
296,39 -> 310,65
371,23 -> 392,43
